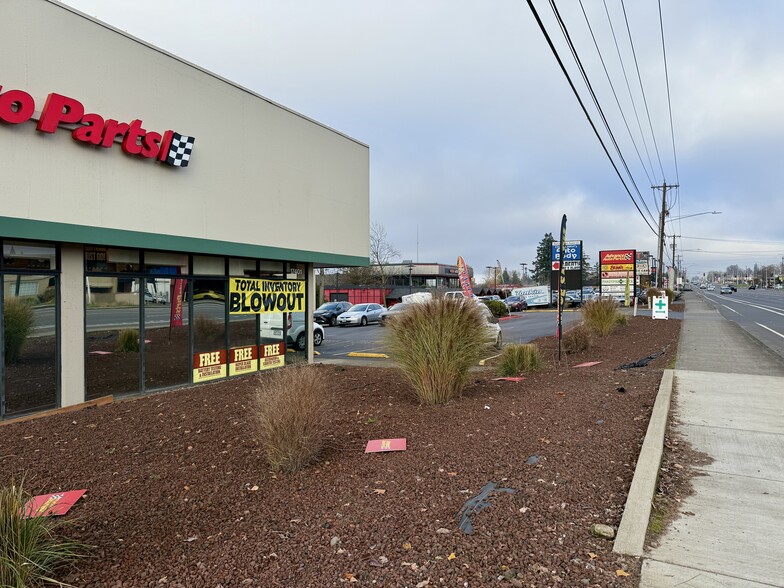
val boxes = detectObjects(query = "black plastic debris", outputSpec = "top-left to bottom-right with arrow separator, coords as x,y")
456,481 -> 515,534
616,387 -> 626,393
616,351 -> 663,370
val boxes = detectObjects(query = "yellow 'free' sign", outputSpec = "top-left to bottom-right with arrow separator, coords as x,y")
228,278 -> 305,314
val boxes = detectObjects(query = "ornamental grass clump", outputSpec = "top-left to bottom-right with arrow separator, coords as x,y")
0,477 -> 90,588
563,323 -> 592,355
252,365 -> 328,473
116,328 -> 139,353
582,297 -> 621,337
4,298 -> 34,364
386,298 -> 488,405
498,343 -> 542,376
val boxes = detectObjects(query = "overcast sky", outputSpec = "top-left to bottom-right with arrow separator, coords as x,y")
60,0 -> 784,281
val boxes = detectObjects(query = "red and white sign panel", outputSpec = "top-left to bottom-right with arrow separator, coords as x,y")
600,250 -> 635,264
24,489 -> 86,518
365,438 -> 407,453
573,361 -> 602,368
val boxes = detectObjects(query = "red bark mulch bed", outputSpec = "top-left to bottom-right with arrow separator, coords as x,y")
0,315 -> 680,587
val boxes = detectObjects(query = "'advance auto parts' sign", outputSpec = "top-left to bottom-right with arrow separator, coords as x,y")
0,84 -> 195,167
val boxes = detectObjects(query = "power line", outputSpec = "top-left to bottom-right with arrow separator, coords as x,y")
682,236 -> 784,244
658,0 -> 680,185
524,0 -> 658,236
602,0 -> 659,187
577,0 -> 654,187
620,0 -> 666,180
548,0 -> 658,228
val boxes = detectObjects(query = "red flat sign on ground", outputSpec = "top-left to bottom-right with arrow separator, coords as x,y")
24,489 -> 86,518
573,361 -> 602,368
365,438 -> 407,453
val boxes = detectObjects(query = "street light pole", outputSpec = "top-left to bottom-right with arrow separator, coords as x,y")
403,259 -> 414,294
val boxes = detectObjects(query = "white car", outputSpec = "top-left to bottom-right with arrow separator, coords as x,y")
259,312 -> 324,351
336,303 -> 386,326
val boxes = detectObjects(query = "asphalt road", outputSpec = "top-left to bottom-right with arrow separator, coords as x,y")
696,287 -> 784,360
314,308 -> 584,360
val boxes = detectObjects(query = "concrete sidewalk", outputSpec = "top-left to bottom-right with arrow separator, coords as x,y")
641,293 -> 784,587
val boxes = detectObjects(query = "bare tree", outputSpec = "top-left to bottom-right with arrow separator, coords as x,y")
370,222 -> 400,287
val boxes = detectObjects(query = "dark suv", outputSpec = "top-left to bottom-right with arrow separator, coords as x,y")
313,301 -> 353,326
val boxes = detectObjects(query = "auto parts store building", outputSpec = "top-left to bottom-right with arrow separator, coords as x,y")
0,0 -> 369,419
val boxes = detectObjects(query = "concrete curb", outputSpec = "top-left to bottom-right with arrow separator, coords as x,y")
613,368 -> 674,557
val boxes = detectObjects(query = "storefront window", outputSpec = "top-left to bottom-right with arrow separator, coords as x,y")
144,277 -> 190,390
229,258 -> 257,277
144,251 -> 188,276
3,275 -> 58,415
260,261 -> 284,277
4,241 -> 56,271
194,255 -> 225,276
86,277 -> 140,399
192,278 -> 227,384
85,247 -> 139,273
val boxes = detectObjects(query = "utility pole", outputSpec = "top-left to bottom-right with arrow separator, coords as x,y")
653,182 -> 679,287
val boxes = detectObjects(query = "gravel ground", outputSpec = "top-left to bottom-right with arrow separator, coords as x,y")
0,314 -> 680,587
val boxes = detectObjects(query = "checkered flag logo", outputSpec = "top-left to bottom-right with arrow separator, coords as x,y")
165,132 -> 195,167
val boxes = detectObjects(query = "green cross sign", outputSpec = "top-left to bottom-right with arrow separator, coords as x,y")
655,299 -> 666,310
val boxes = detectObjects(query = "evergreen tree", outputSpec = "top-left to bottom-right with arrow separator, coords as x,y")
502,268 -> 510,284
532,232 -> 554,285
510,270 -> 521,285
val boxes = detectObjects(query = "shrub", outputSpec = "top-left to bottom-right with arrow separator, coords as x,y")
117,328 -> 139,353
483,300 -> 509,318
0,477 -> 90,587
645,287 -> 662,304
252,365 -> 328,472
582,297 -> 620,337
498,343 -> 542,376
195,314 -> 224,340
4,298 -> 34,364
37,287 -> 56,305
615,313 -> 628,326
664,288 -> 675,304
386,298 -> 489,404
563,323 -> 592,354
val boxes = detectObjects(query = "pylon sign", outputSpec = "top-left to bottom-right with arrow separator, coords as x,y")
600,249 -> 636,305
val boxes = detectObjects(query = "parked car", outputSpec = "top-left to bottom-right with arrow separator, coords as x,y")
502,295 -> 528,312
582,287 -> 597,302
259,312 -> 324,351
477,295 -> 502,302
379,302 -> 413,326
336,303 -> 386,326
192,289 -> 225,301
720,285 -> 732,295
749,284 -> 757,290
313,301 -> 353,326
730,285 -> 737,292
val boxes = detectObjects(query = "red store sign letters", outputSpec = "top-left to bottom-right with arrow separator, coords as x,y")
0,84 -> 195,167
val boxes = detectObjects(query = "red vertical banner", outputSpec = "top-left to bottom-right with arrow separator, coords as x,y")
170,278 -> 186,328
457,255 -> 474,299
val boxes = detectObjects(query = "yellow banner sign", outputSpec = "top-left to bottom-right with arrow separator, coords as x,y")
601,263 -> 634,272
228,278 -> 305,314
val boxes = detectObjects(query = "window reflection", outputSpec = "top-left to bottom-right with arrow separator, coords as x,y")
144,277 -> 190,390
193,279 -> 227,383
85,277 -> 140,399
4,275 -> 57,415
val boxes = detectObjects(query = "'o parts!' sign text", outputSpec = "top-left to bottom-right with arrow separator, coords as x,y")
0,84 -> 195,167
229,278 -> 305,314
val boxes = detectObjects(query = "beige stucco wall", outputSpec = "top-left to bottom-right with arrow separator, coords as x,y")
0,0 -> 369,263
60,243 -> 85,407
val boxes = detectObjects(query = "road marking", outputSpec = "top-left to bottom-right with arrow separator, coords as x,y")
711,296 -> 784,317
721,305 -> 741,315
755,322 -> 784,339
